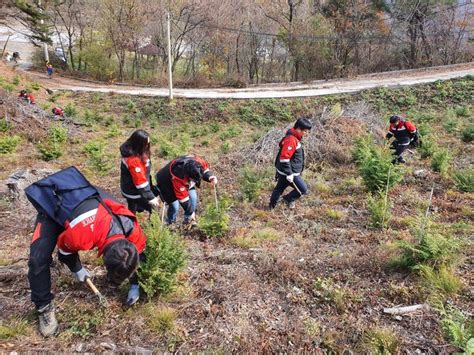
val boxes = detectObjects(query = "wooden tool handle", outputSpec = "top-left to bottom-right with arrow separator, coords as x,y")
85,278 -> 100,295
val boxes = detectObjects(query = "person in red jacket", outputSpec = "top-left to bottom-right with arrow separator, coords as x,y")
27,189 -> 146,337
155,154 -> 217,225
18,89 -> 35,104
51,107 -> 64,117
269,117 -> 312,210
386,115 -> 419,164
120,130 -> 159,213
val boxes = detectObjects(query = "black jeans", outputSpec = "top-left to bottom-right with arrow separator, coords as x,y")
269,174 -> 308,208
391,141 -> 410,162
28,213 -> 65,309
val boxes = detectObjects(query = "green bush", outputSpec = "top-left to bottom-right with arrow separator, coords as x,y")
431,149 -> 451,175
64,103 -> 77,117
418,264 -> 462,296
239,166 -> 265,202
461,124 -> 474,143
48,124 -> 68,144
453,169 -> 474,193
454,105 -> 470,117
443,117 -> 458,134
418,135 -> 438,159
0,135 -> 21,154
367,192 -> 391,229
157,132 -> 191,159
38,142 -> 62,161
198,196 -> 231,238
83,140 -> 112,176
220,141 -> 231,154
138,214 -> 187,298
393,217 -> 462,270
353,135 -> 405,193
83,110 -> 103,126
0,118 -> 11,133
12,75 -> 20,86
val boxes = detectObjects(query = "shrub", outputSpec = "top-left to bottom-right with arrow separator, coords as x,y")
38,142 -> 62,161
367,192 -> 391,229
353,135 -> 405,193
48,124 -> 68,144
144,305 -> 176,335
127,99 -> 137,112
360,327 -> 399,354
418,135 -> 438,159
157,132 -> 191,159
313,277 -> 346,312
12,75 -> 20,86
454,105 -> 470,117
2,83 -> 14,92
0,118 -> 11,133
230,227 -> 281,248
431,149 -> 451,175
220,141 -> 231,154
83,140 -> 112,175
433,302 -> 474,353
418,264 -> 462,296
198,196 -> 231,238
453,169 -> 474,193
64,103 -> 77,117
393,217 -> 462,270
0,318 -> 29,339
30,82 -> 41,91
0,135 -> 20,154
138,214 -> 187,298
83,110 -> 103,125
443,117 -> 458,134
461,124 -> 474,142
239,166 -> 265,202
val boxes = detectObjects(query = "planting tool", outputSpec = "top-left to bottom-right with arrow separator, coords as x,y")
213,184 -> 219,211
160,203 -> 166,229
292,182 -> 303,196
85,277 -> 109,308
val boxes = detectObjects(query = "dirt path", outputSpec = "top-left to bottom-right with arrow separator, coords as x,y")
21,63 -> 474,99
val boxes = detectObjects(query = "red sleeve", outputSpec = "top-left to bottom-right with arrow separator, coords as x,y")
194,156 -> 209,171
126,157 -> 149,189
405,121 -> 417,132
279,136 -> 298,161
172,178 -> 189,202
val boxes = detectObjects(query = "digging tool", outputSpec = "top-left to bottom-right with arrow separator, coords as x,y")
291,181 -> 303,197
213,184 -> 219,211
160,203 -> 166,229
85,277 -> 109,308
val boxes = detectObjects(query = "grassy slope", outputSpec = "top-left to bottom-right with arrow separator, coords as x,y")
0,65 -> 473,352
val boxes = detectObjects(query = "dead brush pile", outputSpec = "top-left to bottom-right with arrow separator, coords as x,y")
0,88 -> 51,142
234,101 -> 385,168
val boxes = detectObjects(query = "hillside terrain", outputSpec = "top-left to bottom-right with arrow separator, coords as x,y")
0,64 -> 473,353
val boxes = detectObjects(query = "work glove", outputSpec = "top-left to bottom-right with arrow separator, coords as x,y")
148,197 -> 160,209
74,267 -> 90,282
286,174 -> 294,184
127,284 -> 140,306
209,176 -> 218,185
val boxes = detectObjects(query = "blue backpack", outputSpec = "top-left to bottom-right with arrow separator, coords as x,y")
24,166 -> 99,225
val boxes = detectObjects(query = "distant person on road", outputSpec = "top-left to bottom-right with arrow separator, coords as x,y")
269,117 -> 312,210
120,130 -> 160,214
46,62 -> 53,78
386,115 -> 419,164
12,52 -> 20,63
25,167 -> 147,337
155,154 -> 217,225
18,89 -> 36,105
52,107 -> 64,118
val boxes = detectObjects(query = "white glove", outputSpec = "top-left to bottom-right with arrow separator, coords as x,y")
74,267 -> 91,282
127,284 -> 140,306
286,174 -> 294,184
183,212 -> 196,225
148,197 -> 160,209
209,176 -> 218,185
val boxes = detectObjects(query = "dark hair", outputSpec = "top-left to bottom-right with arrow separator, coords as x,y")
121,130 -> 150,157
103,239 -> 139,285
184,159 -> 202,182
389,115 -> 401,124
294,117 -> 313,130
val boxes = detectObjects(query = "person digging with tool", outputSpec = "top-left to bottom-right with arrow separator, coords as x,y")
18,89 -> 36,105
120,130 -> 160,214
386,115 -> 419,164
269,117 -> 312,210
25,167 -> 147,337
155,154 -> 217,225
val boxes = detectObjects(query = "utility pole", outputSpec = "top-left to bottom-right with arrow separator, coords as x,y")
38,0 -> 49,62
166,11 -> 173,100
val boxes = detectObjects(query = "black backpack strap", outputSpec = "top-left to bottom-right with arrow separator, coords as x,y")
96,197 -> 127,237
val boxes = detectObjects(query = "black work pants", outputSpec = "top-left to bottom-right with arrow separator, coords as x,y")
270,174 -> 308,208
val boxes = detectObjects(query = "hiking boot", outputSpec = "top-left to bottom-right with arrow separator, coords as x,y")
38,303 -> 58,337
283,197 -> 296,209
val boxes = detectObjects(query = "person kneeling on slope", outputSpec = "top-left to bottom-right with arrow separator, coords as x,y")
155,154 -> 217,225
25,167 -> 146,337
18,89 -> 35,105
269,117 -> 312,210
51,106 -> 64,117
120,130 -> 160,213
386,115 -> 419,164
